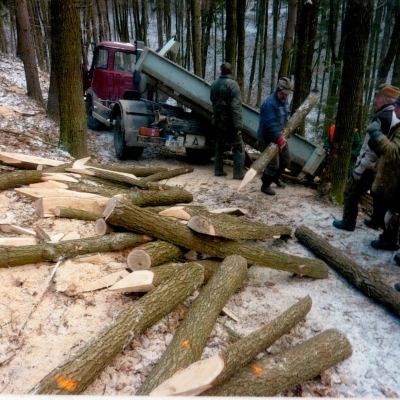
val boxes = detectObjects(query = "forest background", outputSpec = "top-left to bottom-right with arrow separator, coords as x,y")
1,0 -> 400,203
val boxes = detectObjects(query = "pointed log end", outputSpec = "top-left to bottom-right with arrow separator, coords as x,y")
238,168 -> 258,191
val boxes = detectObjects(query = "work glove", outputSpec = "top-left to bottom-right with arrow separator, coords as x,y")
365,120 -> 381,134
276,136 -> 287,151
384,210 -> 399,230
352,169 -> 363,181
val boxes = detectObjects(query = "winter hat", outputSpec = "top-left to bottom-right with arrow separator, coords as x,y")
277,77 -> 294,94
395,96 -> 400,106
377,84 -> 400,100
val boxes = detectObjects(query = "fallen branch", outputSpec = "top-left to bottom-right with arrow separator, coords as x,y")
150,295 -> 312,396
136,255 -> 248,395
29,263 -> 205,394
203,328 -> 352,396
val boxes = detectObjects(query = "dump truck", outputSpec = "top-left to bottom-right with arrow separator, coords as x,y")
82,38 -> 326,178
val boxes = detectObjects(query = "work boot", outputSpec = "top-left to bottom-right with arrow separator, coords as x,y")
332,219 -> 355,232
394,253 -> 400,266
363,218 -> 380,230
274,179 -> 286,188
261,185 -> 276,195
233,174 -> 245,180
371,239 -> 399,251
232,143 -> 245,180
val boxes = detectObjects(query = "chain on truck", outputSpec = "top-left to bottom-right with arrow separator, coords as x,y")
82,38 -> 214,161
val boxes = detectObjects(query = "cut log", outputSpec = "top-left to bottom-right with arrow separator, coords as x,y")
55,207 -> 102,221
150,295 -> 312,396
239,91 -> 319,191
103,197 -> 328,279
0,224 -> 35,236
116,188 -> 193,207
109,259 -> 222,292
157,205 -> 248,221
136,255 -> 248,395
0,151 -> 65,169
138,166 -> 194,184
41,173 -> 80,183
33,225 -> 51,243
61,231 -> 81,241
158,205 -> 193,220
36,197 -> 110,218
14,187 -> 110,201
29,181 -> 69,189
85,162 -> 168,177
210,207 -> 249,216
202,328 -> 352,397
77,270 -> 130,293
0,237 -> 38,246
50,233 -> 65,242
29,263 -> 204,395
295,225 -> 400,318
94,218 -> 121,235
0,232 -> 152,268
126,241 -> 184,271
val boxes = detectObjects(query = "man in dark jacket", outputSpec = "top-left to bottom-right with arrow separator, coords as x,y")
210,62 -> 245,179
333,84 -> 400,231
257,77 -> 294,195
367,95 -> 400,251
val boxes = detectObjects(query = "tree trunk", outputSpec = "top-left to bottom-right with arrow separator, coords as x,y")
126,240 -> 184,270
295,225 -> 400,318
29,263 -> 205,394
136,255 -> 248,395
190,0 -> 202,76
0,232 -> 152,268
150,295 -> 312,396
103,197 -> 329,279
224,0 -> 237,72
202,329 -> 352,396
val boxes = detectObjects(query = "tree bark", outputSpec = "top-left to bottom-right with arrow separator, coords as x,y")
55,207 -> 102,221
29,263 -> 205,394
85,162 -> 168,177
138,166 -> 194,184
103,197 -> 329,279
0,232 -> 152,268
150,295 -> 312,396
126,240 -> 184,270
202,328 -> 352,396
295,225 -> 400,318
136,255 -> 248,395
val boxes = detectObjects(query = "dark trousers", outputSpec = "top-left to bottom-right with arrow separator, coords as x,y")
214,127 -> 245,178
261,143 -> 291,187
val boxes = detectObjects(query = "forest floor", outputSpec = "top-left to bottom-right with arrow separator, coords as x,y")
0,53 -> 400,397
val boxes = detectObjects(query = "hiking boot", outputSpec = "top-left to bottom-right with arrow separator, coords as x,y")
333,219 -> 355,232
371,240 -> 399,251
274,179 -> 286,188
215,172 -> 227,177
394,253 -> 400,266
261,185 -> 276,196
363,218 -> 380,230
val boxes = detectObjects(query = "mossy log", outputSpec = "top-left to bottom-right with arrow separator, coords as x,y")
103,197 -> 328,279
138,166 -> 194,184
136,255 -> 248,395
295,225 -> 400,318
0,232 -> 152,268
150,295 -> 312,396
126,240 -> 184,270
109,259 -> 222,292
85,162 -> 168,177
29,263 -> 205,395
55,206 -> 102,221
203,328 -> 352,396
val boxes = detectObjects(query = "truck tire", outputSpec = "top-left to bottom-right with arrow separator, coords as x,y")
85,98 -> 101,130
114,114 -> 144,160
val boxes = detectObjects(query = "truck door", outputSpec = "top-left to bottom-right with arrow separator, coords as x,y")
112,51 -> 137,100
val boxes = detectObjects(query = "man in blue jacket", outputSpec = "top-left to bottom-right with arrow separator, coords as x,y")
257,77 -> 294,195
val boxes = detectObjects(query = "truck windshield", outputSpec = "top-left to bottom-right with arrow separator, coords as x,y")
114,51 -> 135,72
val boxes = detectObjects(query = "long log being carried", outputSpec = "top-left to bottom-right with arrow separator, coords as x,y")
238,91 -> 319,190
103,197 -> 329,279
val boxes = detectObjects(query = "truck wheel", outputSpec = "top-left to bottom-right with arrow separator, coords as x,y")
85,99 -> 100,130
114,114 -> 130,160
185,148 -> 214,164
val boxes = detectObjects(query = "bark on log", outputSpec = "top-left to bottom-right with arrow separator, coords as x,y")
0,232 -> 152,268
109,259 -> 222,292
203,328 -> 352,396
33,225 -> 51,243
150,295 -> 312,396
126,240 -> 184,270
295,225 -> 400,318
103,198 -> 328,279
85,162 -> 168,177
239,92 -> 319,190
29,263 -> 205,395
55,207 -> 102,221
138,166 -> 194,184
0,163 -> 73,191
185,207 -> 291,240
136,255 -> 248,395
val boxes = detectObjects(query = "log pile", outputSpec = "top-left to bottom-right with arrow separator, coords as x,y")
0,153 -> 352,396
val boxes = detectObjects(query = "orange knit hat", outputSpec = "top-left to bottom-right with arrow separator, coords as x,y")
378,85 -> 400,99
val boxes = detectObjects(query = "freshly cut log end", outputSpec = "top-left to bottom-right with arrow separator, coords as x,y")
108,270 -> 156,292
127,249 -> 152,270
150,354 -> 225,396
95,218 -> 110,236
187,216 -> 216,236
238,168 -> 257,191
158,206 -> 191,220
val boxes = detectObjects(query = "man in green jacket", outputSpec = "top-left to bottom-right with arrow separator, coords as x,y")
210,62 -> 245,179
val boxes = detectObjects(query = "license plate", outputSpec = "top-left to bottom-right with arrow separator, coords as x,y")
166,135 -> 185,147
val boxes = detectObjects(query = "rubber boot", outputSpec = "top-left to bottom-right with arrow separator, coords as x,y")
232,150 -> 245,179
214,138 -> 225,176
261,174 -> 275,195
